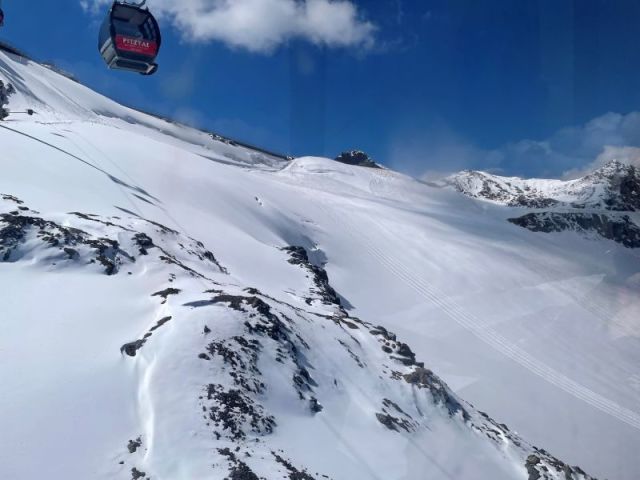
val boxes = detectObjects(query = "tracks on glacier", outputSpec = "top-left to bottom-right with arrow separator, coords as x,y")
317,193 -> 640,432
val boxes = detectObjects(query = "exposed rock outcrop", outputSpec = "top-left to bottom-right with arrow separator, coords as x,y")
335,150 -> 381,169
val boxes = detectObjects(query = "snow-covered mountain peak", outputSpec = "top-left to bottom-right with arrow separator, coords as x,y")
587,158 -> 636,179
582,160 -> 640,210
447,159 -> 640,211
445,160 -> 640,248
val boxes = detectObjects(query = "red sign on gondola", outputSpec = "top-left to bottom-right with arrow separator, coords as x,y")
115,35 -> 157,56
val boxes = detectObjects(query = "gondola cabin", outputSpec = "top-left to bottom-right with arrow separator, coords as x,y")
98,2 -> 161,75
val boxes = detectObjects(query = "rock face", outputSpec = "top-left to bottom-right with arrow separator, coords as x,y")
447,160 -> 640,247
0,80 -> 15,119
335,150 -> 381,169
509,213 -> 640,248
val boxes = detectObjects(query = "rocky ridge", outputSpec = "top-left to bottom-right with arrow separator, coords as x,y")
0,193 -> 598,480
447,160 -> 640,247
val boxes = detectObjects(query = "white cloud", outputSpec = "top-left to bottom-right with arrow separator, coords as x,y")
401,111 -> 640,180
81,0 -> 375,53
565,146 -> 640,178
505,112 -> 640,178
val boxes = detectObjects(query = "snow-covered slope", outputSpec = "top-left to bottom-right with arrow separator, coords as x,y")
2,48 -> 639,480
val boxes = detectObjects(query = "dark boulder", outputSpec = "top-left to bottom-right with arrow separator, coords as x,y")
121,340 -> 145,357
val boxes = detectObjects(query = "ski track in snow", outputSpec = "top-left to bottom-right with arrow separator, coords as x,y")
367,172 -> 636,338
317,199 -> 640,432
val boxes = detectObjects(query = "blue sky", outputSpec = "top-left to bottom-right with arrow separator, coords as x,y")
3,0 -> 640,178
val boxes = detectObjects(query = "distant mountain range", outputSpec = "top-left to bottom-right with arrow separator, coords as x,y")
447,161 -> 640,248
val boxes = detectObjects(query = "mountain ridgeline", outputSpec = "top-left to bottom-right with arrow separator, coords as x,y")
447,160 -> 640,248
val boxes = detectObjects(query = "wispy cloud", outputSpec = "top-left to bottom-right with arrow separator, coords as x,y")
567,145 -> 640,178
393,112 -> 640,180
81,0 -> 375,53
